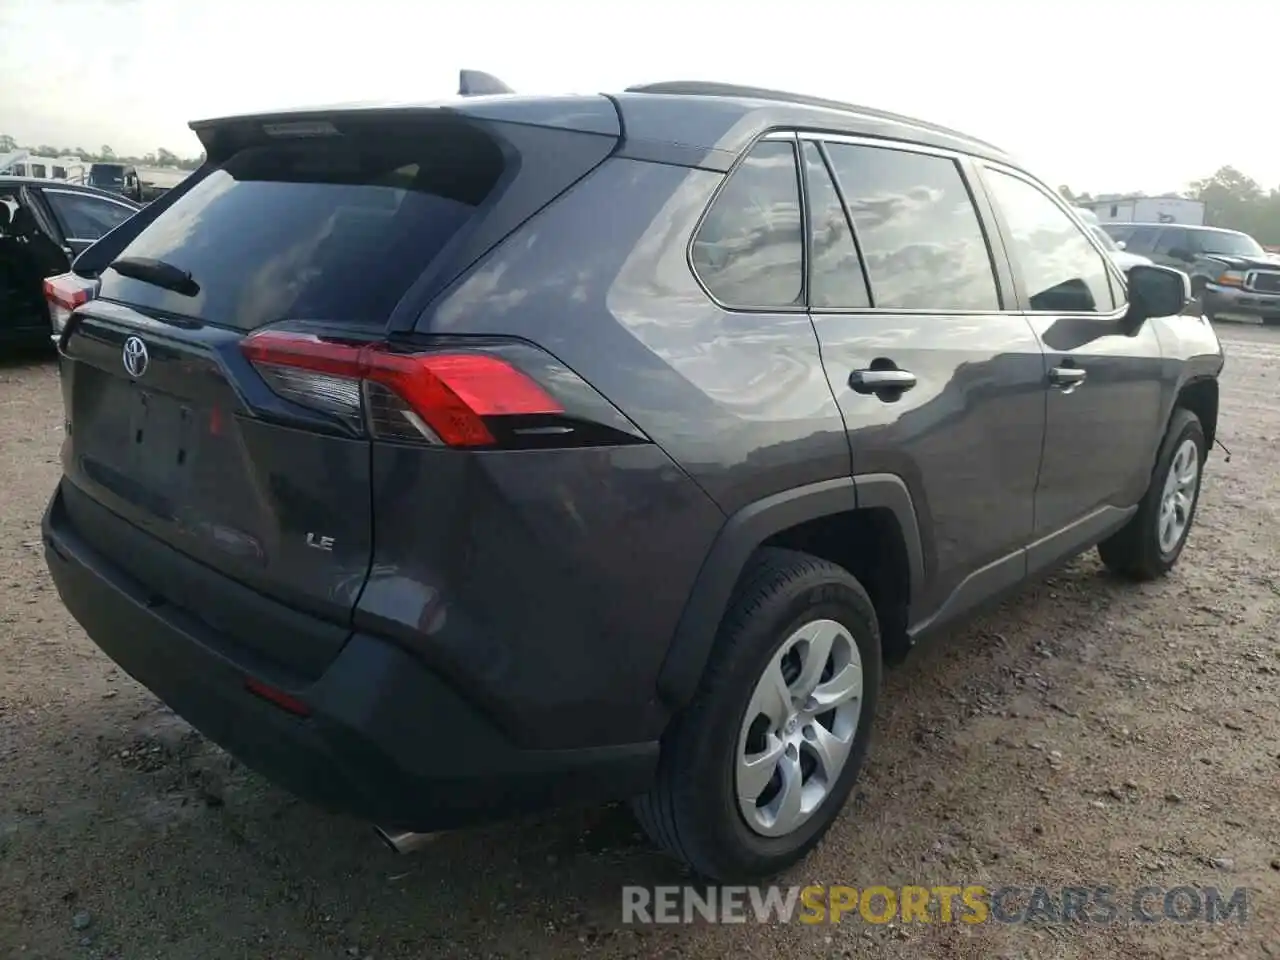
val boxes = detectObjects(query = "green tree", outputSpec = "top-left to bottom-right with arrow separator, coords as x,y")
1188,165 -> 1264,232
100,145 -> 115,160
0,133 -> 16,152
155,147 -> 179,166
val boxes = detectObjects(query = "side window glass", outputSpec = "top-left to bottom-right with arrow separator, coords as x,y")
45,192 -> 134,240
1125,226 -> 1156,251
1154,228 -> 1187,255
824,143 -> 1000,311
692,140 -> 804,308
984,169 -> 1116,313
801,142 -> 870,309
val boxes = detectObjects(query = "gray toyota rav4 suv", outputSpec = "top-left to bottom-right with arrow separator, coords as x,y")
43,79 -> 1224,880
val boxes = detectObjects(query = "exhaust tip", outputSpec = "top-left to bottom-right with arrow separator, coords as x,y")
375,827 -> 438,855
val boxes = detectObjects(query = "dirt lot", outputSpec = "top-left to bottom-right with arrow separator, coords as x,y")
1,326 -> 1278,960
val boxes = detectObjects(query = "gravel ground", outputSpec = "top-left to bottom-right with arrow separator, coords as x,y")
1,326 -> 1278,960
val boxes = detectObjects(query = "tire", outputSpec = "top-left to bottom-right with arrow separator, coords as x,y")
1098,407 -> 1206,580
632,548 -> 882,881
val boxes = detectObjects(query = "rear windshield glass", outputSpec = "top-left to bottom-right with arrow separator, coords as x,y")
99,124 -> 504,329
90,165 -> 126,185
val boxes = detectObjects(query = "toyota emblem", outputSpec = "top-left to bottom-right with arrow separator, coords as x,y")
122,336 -> 149,378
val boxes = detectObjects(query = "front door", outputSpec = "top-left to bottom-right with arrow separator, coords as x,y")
803,136 -> 1047,628
978,165 -> 1166,569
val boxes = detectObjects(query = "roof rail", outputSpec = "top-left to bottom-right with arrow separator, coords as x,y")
459,70 -> 514,97
624,80 -> 1003,153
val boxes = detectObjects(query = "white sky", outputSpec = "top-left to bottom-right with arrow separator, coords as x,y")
2,0 -> 1278,195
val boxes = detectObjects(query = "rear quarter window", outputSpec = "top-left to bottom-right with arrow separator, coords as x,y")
99,126 -> 504,330
691,139 -> 805,308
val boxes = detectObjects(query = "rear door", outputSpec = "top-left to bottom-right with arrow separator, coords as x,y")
803,135 -> 1047,629
0,185 -> 68,331
40,187 -> 137,257
57,110 -> 607,674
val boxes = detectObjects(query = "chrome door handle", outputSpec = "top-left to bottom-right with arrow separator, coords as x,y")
849,368 -> 918,394
1049,365 -> 1087,391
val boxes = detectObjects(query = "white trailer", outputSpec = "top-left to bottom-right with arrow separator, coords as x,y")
1086,196 -> 1205,226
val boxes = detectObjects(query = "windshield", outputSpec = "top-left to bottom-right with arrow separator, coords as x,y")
89,164 -> 126,185
1090,225 -> 1119,252
1197,230 -> 1265,257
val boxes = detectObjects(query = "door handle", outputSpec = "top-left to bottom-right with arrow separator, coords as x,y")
1049,365 -> 1087,391
849,368 -> 918,395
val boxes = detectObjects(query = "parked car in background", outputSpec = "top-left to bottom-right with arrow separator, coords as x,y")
42,78 -> 1220,881
1,177 -> 139,346
1104,222 -> 1280,324
1088,223 -> 1152,272
87,163 -> 144,202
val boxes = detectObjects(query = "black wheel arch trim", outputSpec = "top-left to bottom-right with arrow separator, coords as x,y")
655,473 -> 924,709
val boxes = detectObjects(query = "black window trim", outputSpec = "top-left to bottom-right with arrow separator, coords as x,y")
796,131 -> 1009,316
685,130 -> 810,314
41,187 -> 138,243
976,160 -> 1130,319
800,138 -> 875,309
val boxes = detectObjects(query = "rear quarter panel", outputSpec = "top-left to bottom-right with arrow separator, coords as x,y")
424,156 -> 851,514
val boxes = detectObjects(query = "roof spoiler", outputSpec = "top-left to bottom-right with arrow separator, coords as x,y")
458,70 -> 514,97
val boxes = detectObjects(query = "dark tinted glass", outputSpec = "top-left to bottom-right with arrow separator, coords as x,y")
100,125 -> 504,330
45,192 -> 134,239
1154,227 -> 1189,254
824,143 -> 999,311
692,140 -> 804,308
1121,226 -> 1157,251
985,170 -> 1116,313
89,164 -> 126,186
801,142 -> 870,309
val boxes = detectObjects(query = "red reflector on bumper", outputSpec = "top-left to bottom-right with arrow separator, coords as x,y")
244,677 -> 311,717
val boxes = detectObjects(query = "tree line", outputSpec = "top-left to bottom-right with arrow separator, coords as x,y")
1061,166 -> 1280,246
0,134 -> 204,170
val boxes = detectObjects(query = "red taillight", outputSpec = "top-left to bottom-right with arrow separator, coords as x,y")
43,272 -> 99,336
240,330 -> 563,447
244,677 -> 311,717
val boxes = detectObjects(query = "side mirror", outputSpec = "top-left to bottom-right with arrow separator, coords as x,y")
1127,264 -> 1190,324
1115,239 -> 1127,250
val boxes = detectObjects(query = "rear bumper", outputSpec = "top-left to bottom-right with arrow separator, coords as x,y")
42,484 -> 658,830
1203,284 -> 1280,321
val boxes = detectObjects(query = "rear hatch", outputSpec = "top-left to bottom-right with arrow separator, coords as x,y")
57,103 -> 619,676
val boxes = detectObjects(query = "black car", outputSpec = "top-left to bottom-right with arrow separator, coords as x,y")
1103,221 -> 1280,324
1,177 -> 139,345
43,78 -> 1222,881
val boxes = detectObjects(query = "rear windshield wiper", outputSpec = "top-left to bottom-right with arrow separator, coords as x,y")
108,256 -> 200,297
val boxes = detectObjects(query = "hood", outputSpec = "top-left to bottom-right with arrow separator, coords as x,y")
1202,252 -> 1280,270
1111,250 -> 1152,270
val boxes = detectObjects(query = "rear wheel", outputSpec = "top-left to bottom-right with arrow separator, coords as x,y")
1099,408 -> 1205,580
633,548 -> 881,880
